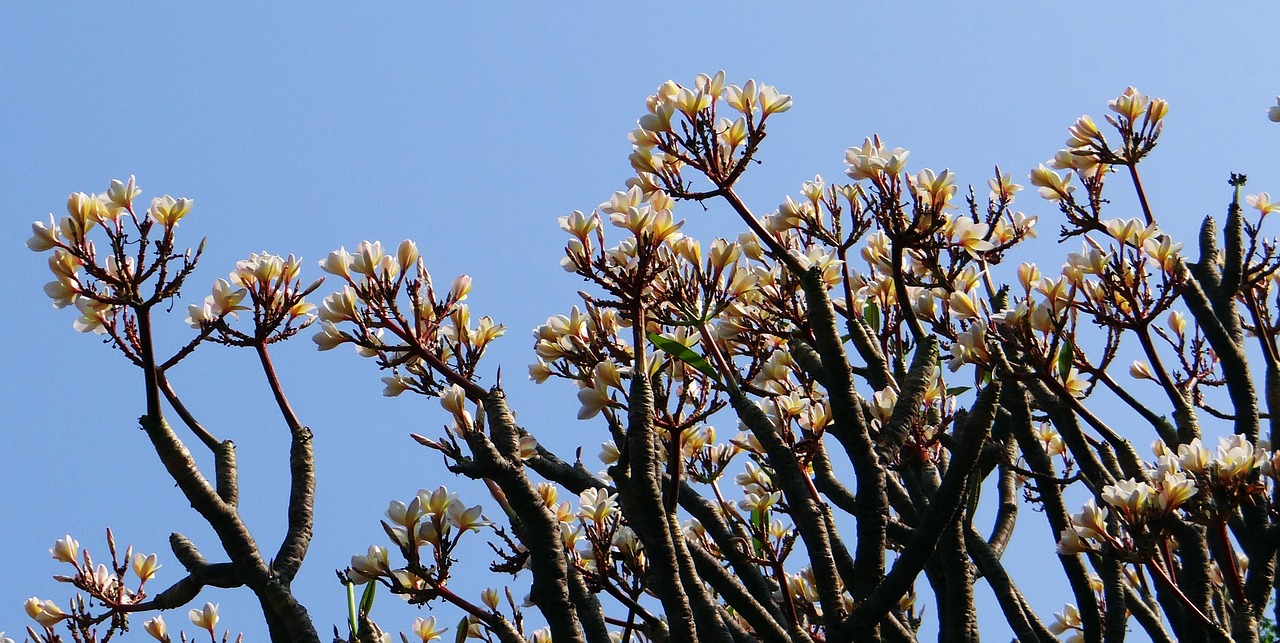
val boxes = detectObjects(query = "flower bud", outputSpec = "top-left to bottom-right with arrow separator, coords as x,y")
450,274 -> 473,302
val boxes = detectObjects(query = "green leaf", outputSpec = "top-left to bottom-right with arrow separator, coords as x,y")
455,615 -> 470,643
346,581 -> 357,638
1057,339 -> 1074,381
945,386 -> 971,396
750,508 -> 765,556
964,473 -> 982,523
359,581 -> 377,619
648,332 -> 719,381
864,303 -> 881,330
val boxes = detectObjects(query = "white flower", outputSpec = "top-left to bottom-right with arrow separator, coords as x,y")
143,616 -> 168,641
49,535 -> 79,564
577,488 -> 619,523
188,602 -> 219,634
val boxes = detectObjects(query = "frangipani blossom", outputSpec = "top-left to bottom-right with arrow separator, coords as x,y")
1029,164 -> 1074,202
945,216 -> 994,255
25,597 -> 68,628
143,616 -> 167,642
49,535 -> 78,564
1247,192 -> 1279,216
577,488 -> 619,523
408,615 -> 448,642
132,552 -> 161,583
147,195 -> 193,227
188,602 -> 219,635
576,377 -> 615,420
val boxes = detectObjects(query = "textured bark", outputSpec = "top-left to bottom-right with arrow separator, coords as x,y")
617,372 -> 700,641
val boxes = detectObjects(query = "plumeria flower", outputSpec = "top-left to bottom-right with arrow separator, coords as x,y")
49,535 -> 78,564
988,171 -> 1023,202
480,587 -> 501,611
1101,479 -> 1155,521
447,503 -> 490,532
132,552 -> 161,583
381,374 -> 412,397
350,241 -> 385,277
1246,192 -> 1279,215
577,377 -> 615,420
1029,164 -> 1075,202
948,290 -> 982,320
1108,87 -> 1153,123
599,440 -> 620,465
1105,218 -> 1160,247
947,216 -> 993,256
1178,438 -> 1212,474
1065,114 -> 1104,150
189,602 -> 219,635
1050,604 -> 1083,637
319,247 -> 354,281
528,359 -> 554,383
739,490 -> 783,513
1214,434 -> 1260,483
1075,499 -> 1109,539
407,615 -> 448,642
420,486 -> 458,516
386,497 -> 425,529
577,488 -> 619,523
870,388 -> 897,424
27,214 -> 61,252
1057,526 -> 1091,556
73,297 -> 113,334
1033,423 -> 1068,457
913,168 -> 958,212
349,545 -> 390,583
1129,360 -> 1155,381
313,320 -> 348,351
441,384 -> 472,426
724,79 -> 758,114
1143,234 -> 1183,273
24,597 -> 68,627
1154,469 -> 1197,512
519,434 -> 539,460
758,84 -> 793,115
106,175 -> 141,210
845,137 -> 909,181
147,195 -> 193,227
143,616 -> 168,642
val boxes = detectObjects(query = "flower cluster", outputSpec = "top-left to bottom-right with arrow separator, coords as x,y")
32,77 -> 1280,643
28,178 -> 202,338
347,486 -> 490,595
628,72 -> 790,193
20,532 -> 228,643
1058,434 -> 1274,558
315,240 -> 505,396
43,532 -> 159,612
187,252 -> 320,346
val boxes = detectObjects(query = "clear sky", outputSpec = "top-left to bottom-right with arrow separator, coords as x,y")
4,3 -> 1279,641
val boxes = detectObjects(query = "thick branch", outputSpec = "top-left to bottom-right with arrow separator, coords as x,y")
964,526 -> 1055,643
847,381 -> 998,633
616,367 -> 699,641
460,419 -> 586,643
256,345 -> 315,584
877,337 -> 938,462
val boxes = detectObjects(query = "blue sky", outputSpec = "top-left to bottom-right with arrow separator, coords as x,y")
4,3 -> 1279,641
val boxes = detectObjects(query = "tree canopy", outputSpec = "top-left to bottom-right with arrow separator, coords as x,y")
17,75 -> 1280,643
